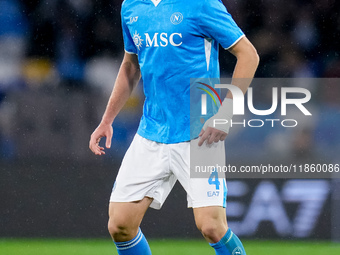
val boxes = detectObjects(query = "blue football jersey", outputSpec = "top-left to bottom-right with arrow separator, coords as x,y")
121,0 -> 244,143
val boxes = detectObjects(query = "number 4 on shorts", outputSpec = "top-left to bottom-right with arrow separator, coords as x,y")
208,170 -> 220,190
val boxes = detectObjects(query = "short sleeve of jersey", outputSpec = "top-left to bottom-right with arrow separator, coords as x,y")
121,7 -> 137,54
198,0 -> 245,49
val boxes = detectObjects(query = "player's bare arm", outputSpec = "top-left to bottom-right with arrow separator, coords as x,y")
198,37 -> 259,146
89,52 -> 141,155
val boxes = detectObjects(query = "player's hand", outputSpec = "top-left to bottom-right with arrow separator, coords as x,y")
198,127 -> 228,146
89,123 -> 113,155
198,98 -> 233,146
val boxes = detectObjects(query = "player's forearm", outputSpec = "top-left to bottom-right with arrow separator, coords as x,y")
200,39 -> 259,142
227,37 -> 259,98
101,56 -> 141,125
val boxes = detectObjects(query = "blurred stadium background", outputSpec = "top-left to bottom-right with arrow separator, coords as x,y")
0,0 -> 340,254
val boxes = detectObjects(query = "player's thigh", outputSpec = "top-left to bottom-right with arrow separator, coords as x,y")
110,134 -> 173,210
108,197 -> 153,231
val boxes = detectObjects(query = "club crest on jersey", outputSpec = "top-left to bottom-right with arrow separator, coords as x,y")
133,31 -> 143,50
170,12 -> 183,25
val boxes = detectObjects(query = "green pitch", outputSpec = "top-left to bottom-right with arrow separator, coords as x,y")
0,239 -> 339,255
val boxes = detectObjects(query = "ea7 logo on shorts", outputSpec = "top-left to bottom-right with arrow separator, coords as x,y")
207,191 -> 220,197
170,12 -> 183,25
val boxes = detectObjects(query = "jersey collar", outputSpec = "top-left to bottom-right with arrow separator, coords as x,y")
150,0 -> 162,7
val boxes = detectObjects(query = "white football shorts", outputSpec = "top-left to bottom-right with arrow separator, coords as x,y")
109,134 -> 227,209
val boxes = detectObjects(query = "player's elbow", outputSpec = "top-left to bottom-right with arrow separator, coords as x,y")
231,37 -> 260,68
250,46 -> 260,67
242,43 -> 260,68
